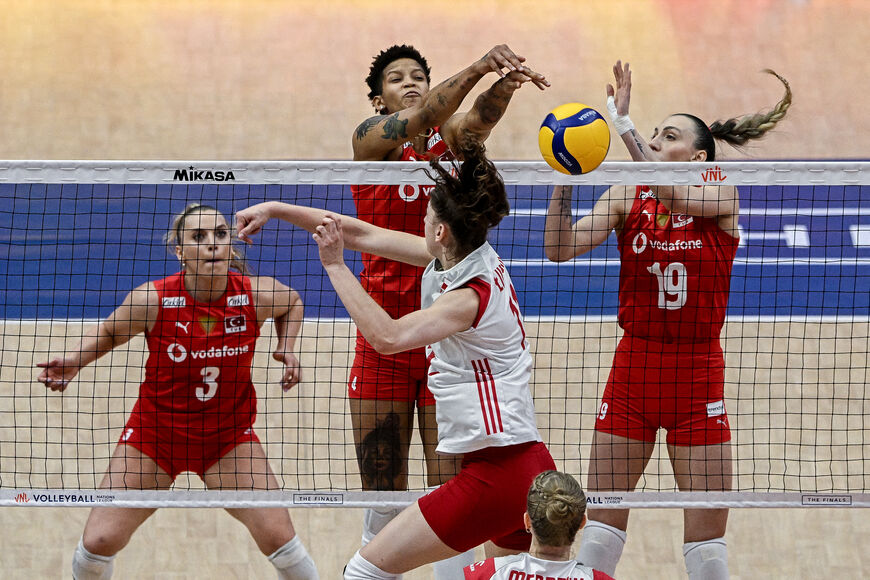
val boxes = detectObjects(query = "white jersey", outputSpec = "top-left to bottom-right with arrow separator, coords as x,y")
421,242 -> 541,454
464,553 -> 612,580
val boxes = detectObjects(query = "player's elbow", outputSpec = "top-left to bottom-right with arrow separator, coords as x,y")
366,330 -> 405,355
544,243 -> 575,263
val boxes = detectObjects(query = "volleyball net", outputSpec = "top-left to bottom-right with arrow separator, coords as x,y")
0,160 -> 867,508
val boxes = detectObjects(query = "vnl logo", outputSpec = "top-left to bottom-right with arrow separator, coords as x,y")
15,492 -> 29,503
701,165 -> 727,183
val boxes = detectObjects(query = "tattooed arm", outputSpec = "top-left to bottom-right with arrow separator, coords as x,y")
352,44 -> 547,161
441,66 -> 547,149
608,60 -> 655,161
544,185 -> 628,262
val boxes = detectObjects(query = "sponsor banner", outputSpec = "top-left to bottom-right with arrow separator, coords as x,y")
293,493 -> 344,505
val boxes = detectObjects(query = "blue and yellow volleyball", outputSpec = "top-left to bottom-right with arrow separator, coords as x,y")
539,103 -> 611,175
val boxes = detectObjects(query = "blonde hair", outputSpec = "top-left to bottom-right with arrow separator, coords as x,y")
679,69 -> 793,160
527,470 -> 587,547
164,203 -> 250,274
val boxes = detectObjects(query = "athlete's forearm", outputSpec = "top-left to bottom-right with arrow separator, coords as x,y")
322,263 -> 401,354
461,76 -> 517,136
544,185 -> 578,262
620,128 -> 654,161
273,290 -> 304,355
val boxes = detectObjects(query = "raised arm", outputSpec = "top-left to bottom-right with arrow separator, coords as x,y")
544,185 -> 628,262
314,216 -> 479,354
606,60 -> 655,162
442,64 -> 549,148
353,45 -> 546,161
654,184 -> 740,224
36,283 -> 157,391
236,201 -> 433,267
252,277 -> 305,391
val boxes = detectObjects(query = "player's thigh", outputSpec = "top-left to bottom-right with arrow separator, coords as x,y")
203,439 -> 280,490
418,404 -> 461,487
83,445 -> 169,555
668,442 -> 732,542
360,501 -> 459,574
586,431 -> 655,530
349,398 -> 415,489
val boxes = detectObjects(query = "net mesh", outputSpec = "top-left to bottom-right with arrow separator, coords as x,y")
0,161 -> 867,507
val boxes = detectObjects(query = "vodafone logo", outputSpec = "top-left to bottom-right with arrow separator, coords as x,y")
632,232 -> 648,254
167,343 -> 188,363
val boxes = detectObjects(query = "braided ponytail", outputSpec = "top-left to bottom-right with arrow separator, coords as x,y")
526,470 -> 587,547
709,69 -> 793,147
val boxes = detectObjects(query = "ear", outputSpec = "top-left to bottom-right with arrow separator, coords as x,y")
523,512 -> 532,532
175,245 -> 183,262
579,513 -> 587,529
692,149 -> 708,162
371,96 -> 386,115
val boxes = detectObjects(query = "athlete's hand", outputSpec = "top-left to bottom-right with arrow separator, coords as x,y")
235,203 -> 272,244
313,214 -> 346,268
606,60 -> 632,116
36,358 -> 80,392
273,352 -> 301,391
477,44 -> 549,89
495,68 -> 549,94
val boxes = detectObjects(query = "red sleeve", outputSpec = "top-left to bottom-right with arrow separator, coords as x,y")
464,558 -> 496,579
594,570 -> 617,580
463,277 -> 491,328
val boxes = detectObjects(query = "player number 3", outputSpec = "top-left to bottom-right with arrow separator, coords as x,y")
647,261 -> 687,310
197,366 -> 219,401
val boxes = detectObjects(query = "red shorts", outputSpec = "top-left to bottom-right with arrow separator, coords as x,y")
418,441 -> 555,552
347,338 -> 433,406
119,410 -> 259,479
595,334 -> 731,446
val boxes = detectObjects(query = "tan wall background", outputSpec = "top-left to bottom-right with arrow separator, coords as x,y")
0,0 -> 867,161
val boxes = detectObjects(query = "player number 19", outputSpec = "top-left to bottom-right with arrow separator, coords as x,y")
647,262 -> 687,310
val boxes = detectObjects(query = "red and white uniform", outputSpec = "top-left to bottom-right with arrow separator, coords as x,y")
421,242 -> 541,454
465,553 -> 615,580
348,128 -> 453,403
595,186 -> 740,445
121,271 -> 261,477
417,242 -> 555,552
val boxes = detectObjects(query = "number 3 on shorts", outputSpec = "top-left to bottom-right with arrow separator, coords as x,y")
598,401 -> 608,420
197,366 -> 219,401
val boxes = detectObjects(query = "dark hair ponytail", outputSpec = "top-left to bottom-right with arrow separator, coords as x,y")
427,140 -> 509,259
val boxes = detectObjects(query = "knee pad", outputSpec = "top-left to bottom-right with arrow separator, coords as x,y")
575,520 -> 627,577
72,538 -> 115,580
683,537 -> 728,580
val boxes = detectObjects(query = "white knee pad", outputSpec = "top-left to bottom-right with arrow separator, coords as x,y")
343,550 -> 401,580
72,538 -> 115,580
575,520 -> 627,577
362,506 -> 403,546
683,537 -> 728,580
268,536 -> 320,580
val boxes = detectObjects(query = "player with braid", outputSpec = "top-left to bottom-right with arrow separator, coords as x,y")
545,62 -> 792,579
464,470 -> 615,580
38,204 -> 318,580
350,43 -> 548,577
237,141 -> 555,579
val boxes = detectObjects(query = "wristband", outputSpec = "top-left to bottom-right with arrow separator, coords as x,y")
606,95 -> 635,135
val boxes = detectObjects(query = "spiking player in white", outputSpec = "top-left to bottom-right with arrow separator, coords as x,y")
237,140 -> 556,579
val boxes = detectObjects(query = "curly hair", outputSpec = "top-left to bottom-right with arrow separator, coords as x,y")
678,69 -> 793,161
427,140 -> 509,260
527,470 -> 587,547
365,44 -> 431,100
164,203 -> 250,274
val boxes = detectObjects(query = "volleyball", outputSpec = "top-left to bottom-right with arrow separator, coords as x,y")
538,103 -> 611,175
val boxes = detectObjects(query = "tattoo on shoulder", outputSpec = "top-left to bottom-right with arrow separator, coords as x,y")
354,116 -> 383,141
381,113 -> 409,141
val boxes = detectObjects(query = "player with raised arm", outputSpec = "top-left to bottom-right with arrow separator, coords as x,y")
545,62 -> 792,579
237,141 -> 556,579
350,43 -> 548,576
37,204 -> 317,580
464,470 -> 615,580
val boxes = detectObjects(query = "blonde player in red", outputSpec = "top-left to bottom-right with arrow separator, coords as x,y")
545,62 -> 792,579
464,470 -> 615,580
351,43 -> 548,577
37,204 -> 318,580
237,141 -> 556,579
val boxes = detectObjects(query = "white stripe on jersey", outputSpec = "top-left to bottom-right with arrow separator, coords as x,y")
483,553 -> 600,580
422,242 -> 541,454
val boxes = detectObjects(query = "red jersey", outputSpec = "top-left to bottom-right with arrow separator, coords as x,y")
350,127 -> 453,319
134,271 -> 260,439
616,186 -> 739,342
